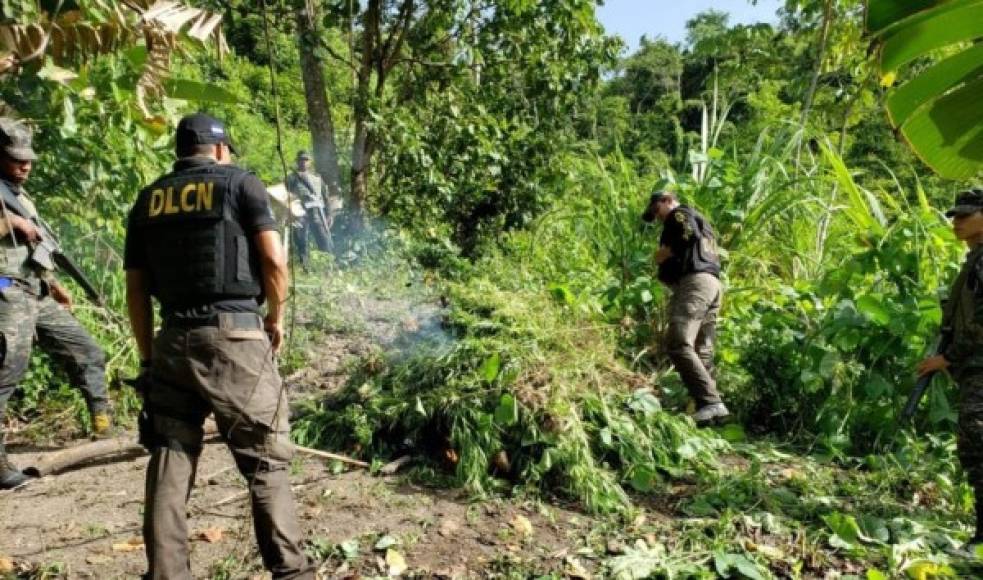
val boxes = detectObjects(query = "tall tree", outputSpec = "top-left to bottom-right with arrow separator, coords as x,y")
295,0 -> 343,199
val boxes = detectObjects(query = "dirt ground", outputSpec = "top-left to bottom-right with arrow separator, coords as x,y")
0,282 -> 599,578
1,443 -> 594,578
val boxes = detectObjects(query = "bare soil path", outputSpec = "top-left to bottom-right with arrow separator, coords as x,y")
0,276 -> 599,579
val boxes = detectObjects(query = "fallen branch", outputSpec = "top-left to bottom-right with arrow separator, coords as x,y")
18,422 -> 370,478
22,420 -> 221,478
294,444 -> 370,468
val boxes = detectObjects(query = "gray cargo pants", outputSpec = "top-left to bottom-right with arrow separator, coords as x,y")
666,272 -> 723,407
0,285 -> 109,431
143,313 -> 314,580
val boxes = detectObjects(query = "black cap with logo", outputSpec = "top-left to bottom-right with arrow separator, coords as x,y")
946,188 -> 983,218
175,112 -> 237,155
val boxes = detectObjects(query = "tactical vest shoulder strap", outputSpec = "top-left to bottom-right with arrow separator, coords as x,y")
0,180 -> 33,221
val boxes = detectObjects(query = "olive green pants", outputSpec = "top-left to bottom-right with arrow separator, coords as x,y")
143,316 -> 314,580
666,272 -> 723,407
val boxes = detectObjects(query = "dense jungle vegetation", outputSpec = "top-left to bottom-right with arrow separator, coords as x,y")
1,0 -> 982,577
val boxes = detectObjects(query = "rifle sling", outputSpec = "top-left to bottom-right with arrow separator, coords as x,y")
0,180 -> 37,224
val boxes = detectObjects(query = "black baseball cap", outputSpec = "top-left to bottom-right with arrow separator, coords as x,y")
175,113 -> 238,155
641,191 -> 672,223
946,188 -> 983,218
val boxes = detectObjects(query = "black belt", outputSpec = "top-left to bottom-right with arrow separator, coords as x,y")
162,312 -> 263,331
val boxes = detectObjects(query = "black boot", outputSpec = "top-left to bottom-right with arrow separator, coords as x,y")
0,443 -> 29,490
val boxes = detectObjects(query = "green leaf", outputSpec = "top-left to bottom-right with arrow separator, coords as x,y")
37,61 -> 78,85
629,465 -> 658,492
856,295 -> 891,325
713,552 -> 766,580
886,43 -> 983,126
481,353 -> 501,382
627,389 -> 661,416
866,0 -> 943,35
896,75 -> 983,180
494,393 -> 518,426
867,0 -> 983,179
824,513 -> 863,550
878,1 -> 983,73
548,283 -> 575,306
163,78 -> 239,104
374,534 -> 399,551
718,422 -> 746,443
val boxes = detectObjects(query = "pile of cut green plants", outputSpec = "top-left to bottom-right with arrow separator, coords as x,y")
292,274 -> 727,512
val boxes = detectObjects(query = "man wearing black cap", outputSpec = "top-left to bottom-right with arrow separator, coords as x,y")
0,117 -> 111,489
286,150 -> 333,269
641,191 -> 728,426
918,187 -> 983,549
125,112 -> 314,578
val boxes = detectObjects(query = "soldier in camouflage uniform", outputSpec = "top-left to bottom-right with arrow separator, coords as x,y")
642,191 -> 729,426
286,150 -> 333,269
918,188 -> 983,547
0,118 -> 111,489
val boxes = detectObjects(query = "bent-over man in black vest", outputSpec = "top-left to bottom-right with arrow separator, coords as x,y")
642,191 -> 729,426
124,113 -> 314,579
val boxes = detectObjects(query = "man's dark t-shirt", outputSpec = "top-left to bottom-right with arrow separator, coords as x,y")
658,205 -> 721,285
123,157 -> 276,319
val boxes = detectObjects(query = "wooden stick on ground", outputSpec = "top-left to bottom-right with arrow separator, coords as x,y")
19,421 -> 370,478
294,444 -> 370,468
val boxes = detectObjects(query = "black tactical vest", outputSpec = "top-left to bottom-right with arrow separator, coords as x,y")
130,163 -> 263,307
658,206 -> 721,285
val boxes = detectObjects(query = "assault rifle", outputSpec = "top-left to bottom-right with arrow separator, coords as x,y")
0,181 -> 103,306
901,329 -> 952,421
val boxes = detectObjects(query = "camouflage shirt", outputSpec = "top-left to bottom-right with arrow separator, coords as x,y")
943,243 -> 983,371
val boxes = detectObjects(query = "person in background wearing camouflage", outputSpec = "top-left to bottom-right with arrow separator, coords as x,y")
125,113 -> 314,579
286,150 -> 333,269
918,188 -> 983,549
641,191 -> 729,426
0,118 -> 111,490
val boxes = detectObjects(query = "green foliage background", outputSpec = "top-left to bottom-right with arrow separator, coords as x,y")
0,0 -> 980,576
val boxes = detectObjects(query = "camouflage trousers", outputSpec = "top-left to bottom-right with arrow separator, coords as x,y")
957,372 -> 983,488
665,272 -> 723,407
143,313 -> 314,580
0,284 -> 108,433
292,209 -> 332,267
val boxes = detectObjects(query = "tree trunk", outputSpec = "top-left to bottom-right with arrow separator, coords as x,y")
296,0 -> 344,200
799,0 -> 835,130
349,0 -> 381,221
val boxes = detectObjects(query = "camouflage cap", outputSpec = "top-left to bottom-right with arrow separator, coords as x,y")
0,117 -> 37,161
296,150 -> 312,161
946,188 -> 983,218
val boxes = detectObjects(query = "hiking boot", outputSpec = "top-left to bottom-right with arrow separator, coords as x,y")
692,402 -> 730,426
91,410 -> 113,437
0,451 -> 29,490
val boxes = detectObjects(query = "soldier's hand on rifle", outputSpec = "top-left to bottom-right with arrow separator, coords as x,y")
6,213 -> 40,243
49,280 -> 73,310
917,354 -> 950,377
